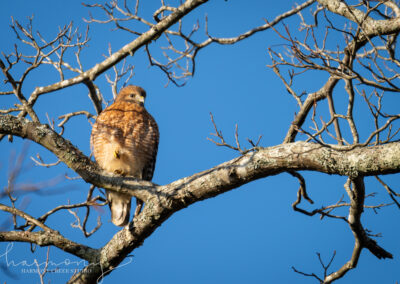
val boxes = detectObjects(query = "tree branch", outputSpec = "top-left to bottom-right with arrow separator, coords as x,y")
1,114 -> 400,201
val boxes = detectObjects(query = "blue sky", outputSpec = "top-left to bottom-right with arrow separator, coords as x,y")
1,0 -> 400,283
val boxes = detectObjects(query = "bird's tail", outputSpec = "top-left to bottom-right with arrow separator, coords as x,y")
107,190 -> 132,227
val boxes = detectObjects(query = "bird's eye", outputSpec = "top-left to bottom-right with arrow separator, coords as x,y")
129,94 -> 135,98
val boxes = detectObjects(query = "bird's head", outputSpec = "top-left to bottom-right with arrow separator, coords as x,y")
115,85 -> 147,106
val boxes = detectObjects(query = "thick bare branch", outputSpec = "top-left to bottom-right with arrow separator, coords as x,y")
2,115 -> 400,201
0,231 -> 97,262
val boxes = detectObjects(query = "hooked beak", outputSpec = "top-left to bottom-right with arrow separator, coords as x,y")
137,95 -> 145,104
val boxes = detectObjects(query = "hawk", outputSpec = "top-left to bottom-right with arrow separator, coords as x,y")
91,85 -> 159,227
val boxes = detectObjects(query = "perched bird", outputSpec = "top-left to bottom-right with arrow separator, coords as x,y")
91,85 -> 159,226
